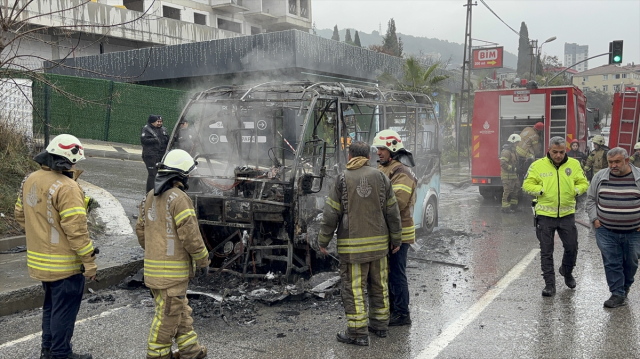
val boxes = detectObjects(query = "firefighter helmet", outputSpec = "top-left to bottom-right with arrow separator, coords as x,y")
592,135 -> 605,146
45,134 -> 85,163
534,122 -> 544,131
507,134 -> 522,144
372,129 -> 405,153
634,142 -> 640,150
158,149 -> 197,177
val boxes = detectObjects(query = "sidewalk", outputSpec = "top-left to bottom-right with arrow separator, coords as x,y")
82,138 -> 143,161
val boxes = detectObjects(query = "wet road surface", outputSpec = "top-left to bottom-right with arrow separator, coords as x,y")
1,177 -> 639,358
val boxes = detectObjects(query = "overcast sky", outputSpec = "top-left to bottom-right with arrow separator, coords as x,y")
313,0 -> 640,68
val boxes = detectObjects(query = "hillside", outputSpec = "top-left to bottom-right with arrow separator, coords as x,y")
316,28 -> 517,69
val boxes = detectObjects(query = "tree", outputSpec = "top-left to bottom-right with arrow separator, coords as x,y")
345,29 -> 353,44
368,44 -> 395,56
354,31 -> 362,47
516,22 -> 531,78
379,56 -> 450,95
331,25 -> 340,41
586,90 -> 614,123
382,18 -> 402,57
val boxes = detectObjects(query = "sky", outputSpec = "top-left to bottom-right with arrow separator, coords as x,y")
312,0 -> 640,68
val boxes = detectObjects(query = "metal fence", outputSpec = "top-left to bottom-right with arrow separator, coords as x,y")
31,74 -> 188,145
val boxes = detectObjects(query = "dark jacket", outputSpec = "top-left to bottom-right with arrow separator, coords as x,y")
141,124 -> 169,159
567,149 -> 586,164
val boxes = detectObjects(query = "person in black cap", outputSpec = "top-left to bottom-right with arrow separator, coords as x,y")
140,114 -> 169,193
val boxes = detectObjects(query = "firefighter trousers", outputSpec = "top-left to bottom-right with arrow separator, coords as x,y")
147,288 -> 202,359
501,178 -> 520,208
340,257 -> 390,339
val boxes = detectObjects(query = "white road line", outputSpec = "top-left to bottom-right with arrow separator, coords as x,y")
416,248 -> 540,359
0,305 -> 131,349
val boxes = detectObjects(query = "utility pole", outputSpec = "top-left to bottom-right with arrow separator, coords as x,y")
456,0 -> 476,165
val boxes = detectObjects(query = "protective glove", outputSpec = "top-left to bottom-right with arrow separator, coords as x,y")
196,266 -> 209,279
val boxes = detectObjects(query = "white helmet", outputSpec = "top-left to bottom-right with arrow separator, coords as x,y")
507,134 -> 522,144
46,134 -> 85,163
634,142 -> 640,150
158,149 -> 197,177
372,129 -> 405,153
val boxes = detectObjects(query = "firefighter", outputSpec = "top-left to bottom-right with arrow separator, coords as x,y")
584,135 -> 610,179
630,143 -> 640,167
567,139 -> 587,165
318,141 -> 402,346
373,129 -> 417,327
523,136 -> 589,297
516,122 -> 544,161
14,134 -> 96,359
500,134 -> 522,213
141,114 -> 169,193
136,149 -> 210,359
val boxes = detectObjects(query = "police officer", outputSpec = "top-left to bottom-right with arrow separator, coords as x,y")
318,141 -> 402,346
523,136 -> 589,297
584,135 -> 610,179
500,134 -> 522,213
136,149 -> 210,359
630,143 -> 640,167
15,134 -> 96,359
373,129 -> 417,327
141,114 -> 169,193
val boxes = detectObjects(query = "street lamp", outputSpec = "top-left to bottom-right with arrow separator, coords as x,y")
534,36 -> 557,79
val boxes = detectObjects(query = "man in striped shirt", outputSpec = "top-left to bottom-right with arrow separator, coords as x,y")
586,147 -> 640,308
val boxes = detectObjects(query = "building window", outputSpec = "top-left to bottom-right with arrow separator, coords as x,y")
583,76 -> 588,82
603,85 -> 608,92
614,85 -> 621,92
622,73 -> 628,79
615,74 -> 621,79
123,0 -> 144,12
163,6 -> 180,20
194,13 -> 206,25
603,74 -> 608,80
217,18 -> 242,33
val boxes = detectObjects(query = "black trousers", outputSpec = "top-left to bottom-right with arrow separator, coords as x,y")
42,274 -> 85,358
143,155 -> 160,193
535,214 -> 578,284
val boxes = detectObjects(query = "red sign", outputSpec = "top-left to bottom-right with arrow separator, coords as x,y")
472,47 -> 504,69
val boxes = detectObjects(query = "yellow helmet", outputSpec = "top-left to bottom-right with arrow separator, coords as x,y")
158,149 -> 197,176
592,135 -> 605,146
46,134 -> 85,163
372,129 -> 405,153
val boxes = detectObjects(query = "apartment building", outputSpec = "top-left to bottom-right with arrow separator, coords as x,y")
573,64 -> 640,94
564,43 -> 589,72
1,0 -> 312,70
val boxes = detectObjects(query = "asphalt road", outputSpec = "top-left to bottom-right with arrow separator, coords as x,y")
1,174 -> 639,358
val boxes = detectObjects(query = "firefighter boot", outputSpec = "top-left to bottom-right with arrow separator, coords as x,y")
559,265 -> 576,289
501,207 -> 514,213
542,279 -> 556,297
336,331 -> 369,346
171,346 -> 207,359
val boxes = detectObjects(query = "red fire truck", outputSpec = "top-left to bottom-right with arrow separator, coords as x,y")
607,86 -> 640,153
471,85 -> 588,199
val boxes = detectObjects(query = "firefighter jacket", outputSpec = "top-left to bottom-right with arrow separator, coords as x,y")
136,183 -> 210,293
522,154 -> 589,218
14,167 -> 96,282
500,144 -> 519,180
516,127 -> 541,159
318,156 -> 403,264
630,151 -> 640,168
378,159 -> 417,244
584,146 -> 610,174
141,124 -> 169,159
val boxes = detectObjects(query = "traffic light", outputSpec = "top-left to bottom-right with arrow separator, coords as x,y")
609,40 -> 623,64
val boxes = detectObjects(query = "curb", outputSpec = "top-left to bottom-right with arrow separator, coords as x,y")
84,149 -> 142,161
0,259 -> 143,317
0,236 -> 25,252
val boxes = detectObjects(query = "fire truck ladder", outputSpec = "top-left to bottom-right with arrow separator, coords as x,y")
616,89 -> 640,151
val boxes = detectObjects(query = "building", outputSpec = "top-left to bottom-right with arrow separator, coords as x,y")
1,0 -> 312,70
573,64 -> 640,94
564,43 -> 589,72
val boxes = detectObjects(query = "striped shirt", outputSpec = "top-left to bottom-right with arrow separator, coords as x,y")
597,171 -> 640,231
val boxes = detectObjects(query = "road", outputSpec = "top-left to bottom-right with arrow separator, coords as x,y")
1,160 -> 639,358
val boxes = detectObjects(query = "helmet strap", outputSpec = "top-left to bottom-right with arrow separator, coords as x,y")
33,151 -> 73,171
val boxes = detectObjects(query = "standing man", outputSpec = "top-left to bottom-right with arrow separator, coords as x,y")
141,114 -> 169,193
136,149 -> 210,359
373,129 -> 417,326
584,135 -> 610,180
586,147 -> 640,308
523,136 -> 589,297
318,141 -> 402,346
516,122 -> 544,161
629,143 -> 640,167
500,134 -> 522,213
175,120 -> 196,154
15,134 -> 96,359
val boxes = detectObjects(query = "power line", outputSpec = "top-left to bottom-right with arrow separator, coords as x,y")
477,0 -> 520,37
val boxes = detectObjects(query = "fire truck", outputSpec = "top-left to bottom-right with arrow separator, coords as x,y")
471,84 -> 588,199
606,86 -> 640,153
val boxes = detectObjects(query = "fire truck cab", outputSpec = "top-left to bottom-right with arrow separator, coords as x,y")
471,85 -> 588,199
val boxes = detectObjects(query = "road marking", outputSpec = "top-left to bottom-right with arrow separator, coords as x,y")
0,305 -> 131,349
416,248 -> 540,359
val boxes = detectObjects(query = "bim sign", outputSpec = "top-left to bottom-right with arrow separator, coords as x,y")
472,47 -> 504,69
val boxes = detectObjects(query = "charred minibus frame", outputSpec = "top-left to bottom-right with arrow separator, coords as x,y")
167,82 -> 440,279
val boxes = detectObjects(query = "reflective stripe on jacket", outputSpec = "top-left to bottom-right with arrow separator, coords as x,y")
516,127 -> 540,159
500,145 -> 519,180
318,157 -> 403,264
522,155 -> 589,218
136,184 -> 209,290
378,160 -> 417,244
14,167 -> 96,282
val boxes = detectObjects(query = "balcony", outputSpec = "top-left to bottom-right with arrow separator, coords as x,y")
243,10 -> 278,24
211,0 -> 249,14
